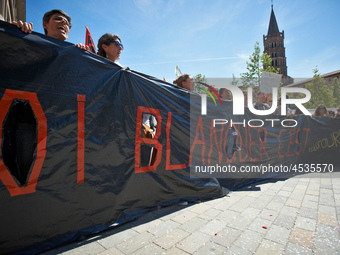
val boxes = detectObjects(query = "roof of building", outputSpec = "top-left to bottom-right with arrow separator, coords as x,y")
267,5 -> 280,35
286,69 -> 340,87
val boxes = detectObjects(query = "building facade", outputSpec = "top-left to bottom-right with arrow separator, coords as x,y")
0,0 -> 26,22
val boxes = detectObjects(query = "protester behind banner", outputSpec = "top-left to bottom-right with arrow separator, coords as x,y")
173,74 -> 195,91
12,9 -> 88,49
97,33 -> 129,70
328,110 -> 335,118
219,88 -> 231,100
253,91 -> 270,110
313,104 -> 328,117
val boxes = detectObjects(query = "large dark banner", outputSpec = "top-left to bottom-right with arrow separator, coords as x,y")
0,21 -> 339,254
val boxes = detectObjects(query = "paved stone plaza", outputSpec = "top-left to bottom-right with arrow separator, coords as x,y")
41,173 -> 340,254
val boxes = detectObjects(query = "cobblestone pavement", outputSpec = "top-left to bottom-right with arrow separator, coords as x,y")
41,173 -> 340,254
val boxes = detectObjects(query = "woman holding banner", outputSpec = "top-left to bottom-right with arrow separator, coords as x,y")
173,74 -> 195,91
97,33 -> 124,67
313,105 -> 328,117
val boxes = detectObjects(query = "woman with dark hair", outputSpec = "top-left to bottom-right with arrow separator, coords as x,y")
97,33 -> 124,66
173,74 -> 195,91
313,105 -> 328,117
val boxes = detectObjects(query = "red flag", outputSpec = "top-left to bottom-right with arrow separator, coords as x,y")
163,77 -> 166,81
85,26 -> 97,53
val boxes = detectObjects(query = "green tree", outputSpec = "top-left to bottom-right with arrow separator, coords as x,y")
302,67 -> 334,109
193,74 -> 208,94
231,73 -> 239,86
241,41 -> 279,88
330,77 -> 340,107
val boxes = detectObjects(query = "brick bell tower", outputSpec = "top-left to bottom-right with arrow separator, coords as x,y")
263,3 -> 293,85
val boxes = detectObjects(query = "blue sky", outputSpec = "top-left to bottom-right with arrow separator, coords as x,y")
26,0 -> 340,83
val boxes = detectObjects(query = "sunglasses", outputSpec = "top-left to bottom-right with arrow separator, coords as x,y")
112,40 -> 124,50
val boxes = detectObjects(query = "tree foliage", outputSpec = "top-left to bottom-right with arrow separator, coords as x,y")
300,67 -> 337,109
231,73 -> 239,86
240,41 -> 279,89
193,74 -> 209,94
330,77 -> 340,106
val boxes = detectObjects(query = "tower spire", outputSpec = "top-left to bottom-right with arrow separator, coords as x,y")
267,3 -> 279,35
